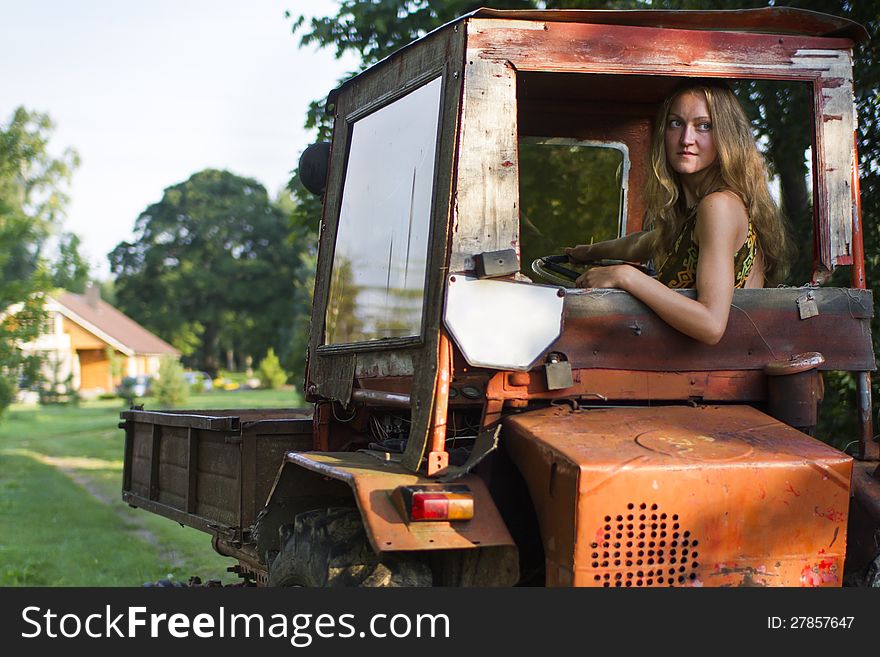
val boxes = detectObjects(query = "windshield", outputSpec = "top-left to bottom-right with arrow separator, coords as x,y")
518,138 -> 628,279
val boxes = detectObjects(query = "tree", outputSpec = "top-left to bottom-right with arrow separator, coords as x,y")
274,187 -> 319,383
0,107 -> 78,417
109,169 -> 301,377
51,231 -> 91,293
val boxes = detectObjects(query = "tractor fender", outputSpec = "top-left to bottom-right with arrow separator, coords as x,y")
256,450 -> 516,561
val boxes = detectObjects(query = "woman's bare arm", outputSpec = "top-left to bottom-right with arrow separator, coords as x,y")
576,193 -> 748,345
565,230 -> 654,264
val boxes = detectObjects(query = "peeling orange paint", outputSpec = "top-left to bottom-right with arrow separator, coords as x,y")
814,506 -> 844,522
800,558 -> 838,586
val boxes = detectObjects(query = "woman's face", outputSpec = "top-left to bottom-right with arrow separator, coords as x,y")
664,91 -> 718,180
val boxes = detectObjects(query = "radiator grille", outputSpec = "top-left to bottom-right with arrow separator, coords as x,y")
590,502 -> 700,587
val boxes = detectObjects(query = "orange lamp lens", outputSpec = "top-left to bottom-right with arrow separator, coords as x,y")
395,486 -> 475,522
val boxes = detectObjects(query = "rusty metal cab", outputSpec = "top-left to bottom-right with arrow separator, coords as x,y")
121,8 -> 878,587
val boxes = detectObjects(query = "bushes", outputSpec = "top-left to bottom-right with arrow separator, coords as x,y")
257,349 -> 288,389
153,356 -> 189,407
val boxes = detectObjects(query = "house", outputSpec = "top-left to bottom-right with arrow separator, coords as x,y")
22,284 -> 179,397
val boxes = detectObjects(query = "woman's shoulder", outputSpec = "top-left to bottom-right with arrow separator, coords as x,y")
693,190 -> 749,245
698,189 -> 747,213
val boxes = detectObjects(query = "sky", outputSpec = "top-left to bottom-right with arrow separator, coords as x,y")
0,0 -> 359,277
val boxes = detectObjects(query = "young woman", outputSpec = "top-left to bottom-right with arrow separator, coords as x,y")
565,80 -> 789,345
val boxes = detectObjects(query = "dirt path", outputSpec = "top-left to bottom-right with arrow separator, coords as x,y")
62,466 -> 187,570
2,448 -> 186,570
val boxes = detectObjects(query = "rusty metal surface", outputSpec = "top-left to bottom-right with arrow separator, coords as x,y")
212,537 -> 267,585
851,133 -> 866,287
502,404 -> 852,587
284,451 -> 514,553
470,20 -> 855,77
557,288 -> 874,373
471,7 -> 867,42
327,7 -> 865,105
764,370 -> 824,432
857,372 -> 878,460
492,368 -> 766,402
350,388 -> 411,408
764,352 -> 825,376
428,331 -> 452,476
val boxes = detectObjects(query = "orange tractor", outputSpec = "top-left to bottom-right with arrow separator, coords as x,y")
121,7 -> 878,587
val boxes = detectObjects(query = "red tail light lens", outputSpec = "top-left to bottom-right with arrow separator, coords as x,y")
392,485 -> 474,522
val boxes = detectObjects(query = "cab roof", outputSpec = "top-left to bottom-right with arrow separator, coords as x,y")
470,7 -> 867,42
326,6 -> 867,108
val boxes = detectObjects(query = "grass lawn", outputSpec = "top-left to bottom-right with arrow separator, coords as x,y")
0,387 -> 305,586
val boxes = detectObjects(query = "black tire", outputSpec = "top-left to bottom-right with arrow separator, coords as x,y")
866,551 -> 880,588
267,507 -> 433,587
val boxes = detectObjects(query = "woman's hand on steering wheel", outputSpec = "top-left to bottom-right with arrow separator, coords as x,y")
575,263 -> 634,289
564,244 -> 595,263
531,252 -> 655,287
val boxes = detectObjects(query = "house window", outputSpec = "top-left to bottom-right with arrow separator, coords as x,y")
42,313 -> 56,335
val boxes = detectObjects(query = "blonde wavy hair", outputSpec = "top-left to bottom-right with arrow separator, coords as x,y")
646,80 -> 790,285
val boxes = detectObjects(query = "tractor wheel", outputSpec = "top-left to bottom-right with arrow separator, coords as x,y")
866,551 -> 880,588
267,507 -> 433,587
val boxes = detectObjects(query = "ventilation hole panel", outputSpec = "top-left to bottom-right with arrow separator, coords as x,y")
591,502 -> 702,587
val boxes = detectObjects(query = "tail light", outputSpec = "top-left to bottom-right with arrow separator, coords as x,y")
392,485 -> 474,522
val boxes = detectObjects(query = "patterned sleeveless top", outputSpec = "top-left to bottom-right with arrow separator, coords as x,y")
654,205 -> 757,289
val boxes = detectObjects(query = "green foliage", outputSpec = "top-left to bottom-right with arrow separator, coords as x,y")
0,107 -> 79,238
519,142 -> 624,275
187,372 -> 208,394
110,170 -> 303,378
38,352 -> 79,406
0,107 -> 78,418
257,348 -> 288,389
105,347 -> 124,381
116,378 -> 139,407
274,188 -> 319,385
98,278 -> 117,306
51,231 -> 91,293
153,356 -> 189,408
0,281 -> 46,417
291,0 -> 533,66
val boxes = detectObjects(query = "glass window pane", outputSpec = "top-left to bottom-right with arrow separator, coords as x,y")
325,77 -> 442,345
518,138 -> 627,278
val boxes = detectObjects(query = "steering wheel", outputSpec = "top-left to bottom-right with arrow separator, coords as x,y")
530,254 -> 585,286
531,254 -> 654,286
